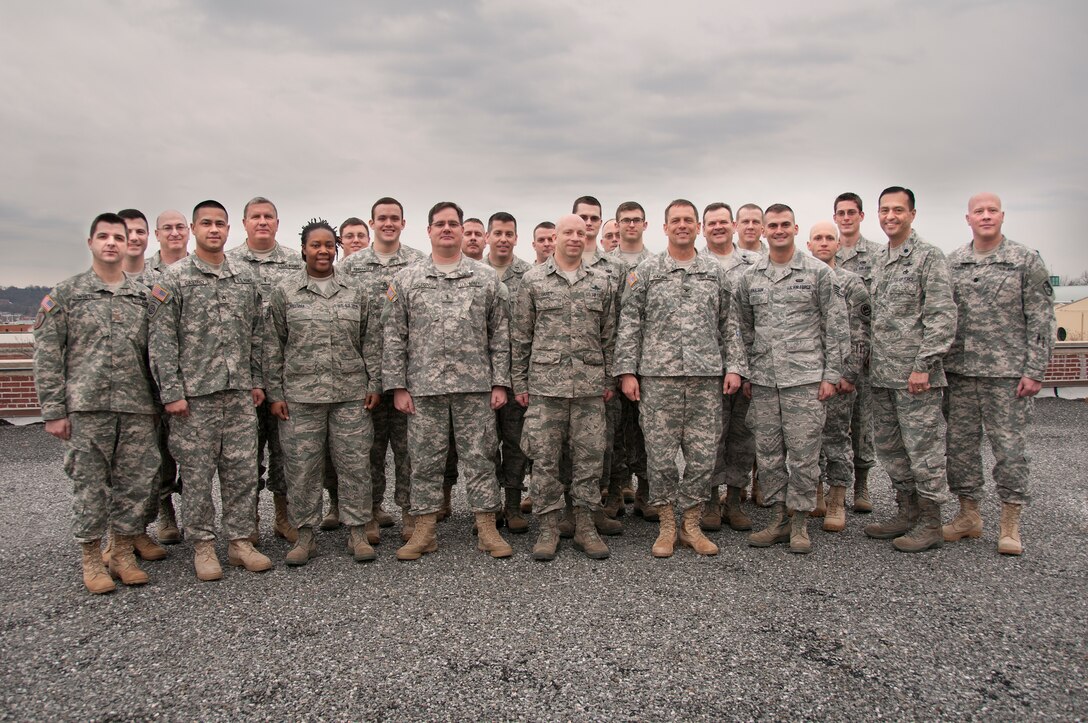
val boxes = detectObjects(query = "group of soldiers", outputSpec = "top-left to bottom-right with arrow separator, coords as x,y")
33,188 -> 1055,594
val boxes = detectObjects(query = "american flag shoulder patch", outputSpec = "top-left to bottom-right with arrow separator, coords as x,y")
626,271 -> 638,287
386,283 -> 398,302
40,295 -> 57,313
151,284 -> 170,303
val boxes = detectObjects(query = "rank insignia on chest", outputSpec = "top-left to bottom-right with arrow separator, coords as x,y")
386,284 -> 398,302
627,271 -> 638,287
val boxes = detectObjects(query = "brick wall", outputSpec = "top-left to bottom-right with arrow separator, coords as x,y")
1043,347 -> 1088,386
0,362 -> 41,416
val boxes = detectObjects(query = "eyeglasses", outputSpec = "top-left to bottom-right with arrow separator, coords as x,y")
578,214 -> 601,224
430,221 -> 462,229
617,217 -> 644,225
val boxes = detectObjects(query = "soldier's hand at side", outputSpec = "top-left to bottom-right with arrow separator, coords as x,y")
620,374 -> 640,402
44,418 -> 70,441
270,401 -> 289,420
1016,376 -> 1043,398
906,371 -> 930,394
164,399 -> 189,417
837,379 -> 856,394
742,382 -> 752,400
515,393 -> 529,407
251,388 -> 266,407
491,386 -> 507,410
393,388 -> 415,415
603,389 -> 614,403
724,373 -> 742,395
818,381 -> 836,401
364,393 -> 381,410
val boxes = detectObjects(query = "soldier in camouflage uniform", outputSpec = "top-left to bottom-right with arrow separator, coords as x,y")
863,187 -> 957,553
531,222 -> 556,265
485,212 -> 534,533
266,219 -> 383,565
699,203 -> 759,534
513,214 -> 616,560
833,192 -> 885,512
340,197 -> 426,540
616,199 -> 729,558
942,193 -> 1055,556
225,196 -> 303,545
148,209 -> 190,274
34,213 -> 160,594
149,200 -> 272,581
383,201 -> 513,561
807,221 -> 871,533
726,205 -> 849,554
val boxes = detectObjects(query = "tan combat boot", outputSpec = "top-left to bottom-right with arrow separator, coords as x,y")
365,519 -> 381,545
475,512 -> 513,558
823,486 -> 847,533
724,486 -> 752,531
373,503 -> 395,528
701,487 -> 723,532
864,490 -> 918,540
320,492 -> 340,531
789,510 -> 812,554
505,488 -> 529,534
651,505 -> 677,558
436,484 -> 452,522
680,505 -> 719,556
532,510 -> 561,561
108,535 -> 150,585
285,527 -> 317,567
812,483 -> 826,518
100,533 -> 113,565
347,526 -> 377,562
622,483 -> 635,504
401,508 -> 415,542
748,502 -> 791,547
520,493 -> 533,514
893,497 -> 943,552
157,496 -> 182,544
942,496 -> 983,542
853,467 -> 873,513
573,508 -> 610,559
81,540 -> 115,595
558,495 -> 576,538
228,538 -> 273,571
752,464 -> 769,507
193,540 -> 222,581
635,478 -> 659,521
593,508 -> 623,536
273,493 -> 298,543
133,533 -> 167,561
998,502 -> 1023,556
396,513 -> 438,561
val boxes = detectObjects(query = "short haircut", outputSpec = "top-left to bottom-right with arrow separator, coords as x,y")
533,221 -> 555,235
243,196 -> 277,218
488,211 -> 517,232
765,203 -> 795,218
192,200 -> 228,222
371,196 -> 404,219
615,201 -> 645,220
90,212 -> 127,238
702,202 -> 733,222
428,201 -> 464,225
663,198 -> 698,222
736,203 -> 763,220
339,217 -> 368,235
834,192 -> 864,214
117,208 -> 148,229
464,217 -> 484,228
879,186 -> 916,211
572,195 -> 602,214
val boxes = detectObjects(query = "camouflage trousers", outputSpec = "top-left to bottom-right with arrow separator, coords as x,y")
748,383 -> 825,512
496,392 -> 528,490
599,394 -> 621,491
65,411 -> 159,543
521,395 -> 606,514
407,393 -> 500,516
256,400 -> 286,495
820,389 -> 856,488
641,376 -> 722,512
281,400 -> 374,528
711,391 -> 756,490
168,390 -> 259,542
370,391 -> 411,509
871,386 -> 952,504
851,367 -> 876,471
618,394 -> 647,485
944,374 -> 1033,505
141,410 -> 180,527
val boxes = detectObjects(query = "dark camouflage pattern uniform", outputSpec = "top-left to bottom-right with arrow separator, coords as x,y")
488,256 -> 534,491
608,247 -> 652,489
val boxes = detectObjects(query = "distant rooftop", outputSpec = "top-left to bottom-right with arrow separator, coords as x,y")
1054,286 -> 1088,305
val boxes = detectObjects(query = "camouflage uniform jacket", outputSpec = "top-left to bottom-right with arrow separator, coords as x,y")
146,250 -> 183,275
869,230 -> 956,389
33,270 -> 156,420
945,237 -> 1055,380
382,256 -> 511,396
836,235 -> 885,290
226,242 -> 304,303
148,255 -> 263,404
338,244 -> 427,304
727,251 -> 849,388
703,245 -> 757,289
832,266 -> 871,385
609,246 -> 652,272
614,251 -> 731,378
266,270 -> 383,404
585,249 -> 626,300
511,258 -> 616,398
486,256 -> 533,297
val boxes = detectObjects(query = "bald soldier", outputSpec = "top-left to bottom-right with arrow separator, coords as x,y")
600,219 -> 620,253
148,209 -> 190,274
942,193 -> 1054,555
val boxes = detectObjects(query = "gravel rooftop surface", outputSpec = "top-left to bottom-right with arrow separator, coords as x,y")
0,398 -> 1085,721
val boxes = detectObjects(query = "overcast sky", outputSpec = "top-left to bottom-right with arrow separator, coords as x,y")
2,0 -> 1085,287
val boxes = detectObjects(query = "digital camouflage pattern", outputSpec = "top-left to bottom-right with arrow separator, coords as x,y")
868,230 -> 957,389
521,396 -> 606,513
339,243 -> 427,300
584,250 -> 627,490
226,241 -> 304,298
748,383 -> 825,511
871,387 -> 951,503
837,237 -> 883,473
835,235 -> 885,290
